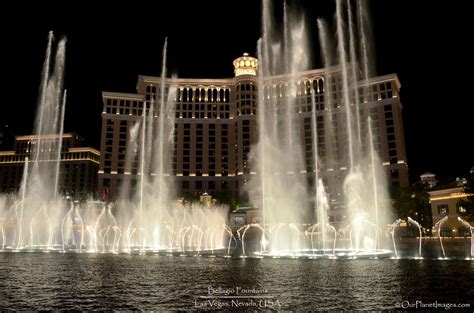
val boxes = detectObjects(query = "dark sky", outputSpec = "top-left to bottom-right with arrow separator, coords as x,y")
1,1 -> 472,182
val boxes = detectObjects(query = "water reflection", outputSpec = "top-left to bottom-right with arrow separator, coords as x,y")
0,254 -> 472,310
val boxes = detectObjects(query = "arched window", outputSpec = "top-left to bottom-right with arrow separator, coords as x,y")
176,88 -> 181,101
312,80 -> 318,93
305,81 -> 312,94
183,88 -> 188,102
207,89 -> 212,102
225,89 -> 230,102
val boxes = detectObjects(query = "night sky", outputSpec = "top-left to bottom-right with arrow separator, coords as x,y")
1,1 -> 472,183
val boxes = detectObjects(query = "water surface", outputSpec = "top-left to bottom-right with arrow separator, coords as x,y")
0,253 -> 472,310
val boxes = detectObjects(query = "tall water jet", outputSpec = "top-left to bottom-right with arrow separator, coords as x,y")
317,18 -> 337,176
256,39 -> 267,233
347,0 -> 362,144
16,157 -> 29,249
115,38 -> 179,251
34,31 -> 54,164
248,0 -> 395,257
152,38 -> 172,230
138,104 -> 147,249
53,91 -> 67,200
368,116 -> 379,250
356,0 -> 375,81
336,0 -> 354,170
15,32 -> 67,248
251,0 -> 312,253
311,88 -> 326,251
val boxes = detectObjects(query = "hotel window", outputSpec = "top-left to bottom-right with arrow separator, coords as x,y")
457,204 -> 467,214
182,181 -> 189,189
391,170 -> 399,179
458,227 -> 470,237
196,181 -> 203,189
437,204 -> 448,215
439,227 -> 452,237
209,181 -> 215,190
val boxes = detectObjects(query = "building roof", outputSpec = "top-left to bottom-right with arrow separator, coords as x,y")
232,206 -> 259,213
420,172 -> 435,178
15,133 -> 76,141
430,180 -> 464,192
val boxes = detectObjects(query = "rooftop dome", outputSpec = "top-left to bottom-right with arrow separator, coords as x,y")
233,53 -> 259,77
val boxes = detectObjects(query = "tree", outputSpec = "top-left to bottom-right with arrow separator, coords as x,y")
458,167 -> 474,219
390,184 -> 431,233
212,190 -> 250,212
182,191 -> 199,204
390,186 -> 416,220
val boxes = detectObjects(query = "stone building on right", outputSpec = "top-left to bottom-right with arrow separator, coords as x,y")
428,179 -> 473,237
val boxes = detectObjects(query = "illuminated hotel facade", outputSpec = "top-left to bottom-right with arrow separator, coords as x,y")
98,54 -> 409,200
0,133 -> 100,197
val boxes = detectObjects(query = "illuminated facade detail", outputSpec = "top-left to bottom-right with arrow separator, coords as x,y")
233,53 -> 259,77
430,192 -> 474,202
428,184 -> 473,237
99,54 -> 409,198
0,134 -> 99,197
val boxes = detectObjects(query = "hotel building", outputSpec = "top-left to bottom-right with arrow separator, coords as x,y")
428,179 -> 473,237
98,54 -> 409,200
0,133 -> 100,198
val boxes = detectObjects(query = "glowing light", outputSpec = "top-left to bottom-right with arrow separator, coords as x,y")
235,69 -> 257,76
431,193 -> 473,201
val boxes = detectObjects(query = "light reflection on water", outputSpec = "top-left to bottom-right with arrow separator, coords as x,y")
0,253 -> 472,310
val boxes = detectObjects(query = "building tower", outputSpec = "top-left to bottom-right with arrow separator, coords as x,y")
232,53 -> 259,196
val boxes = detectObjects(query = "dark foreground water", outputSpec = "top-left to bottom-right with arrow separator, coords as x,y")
0,253 -> 473,310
